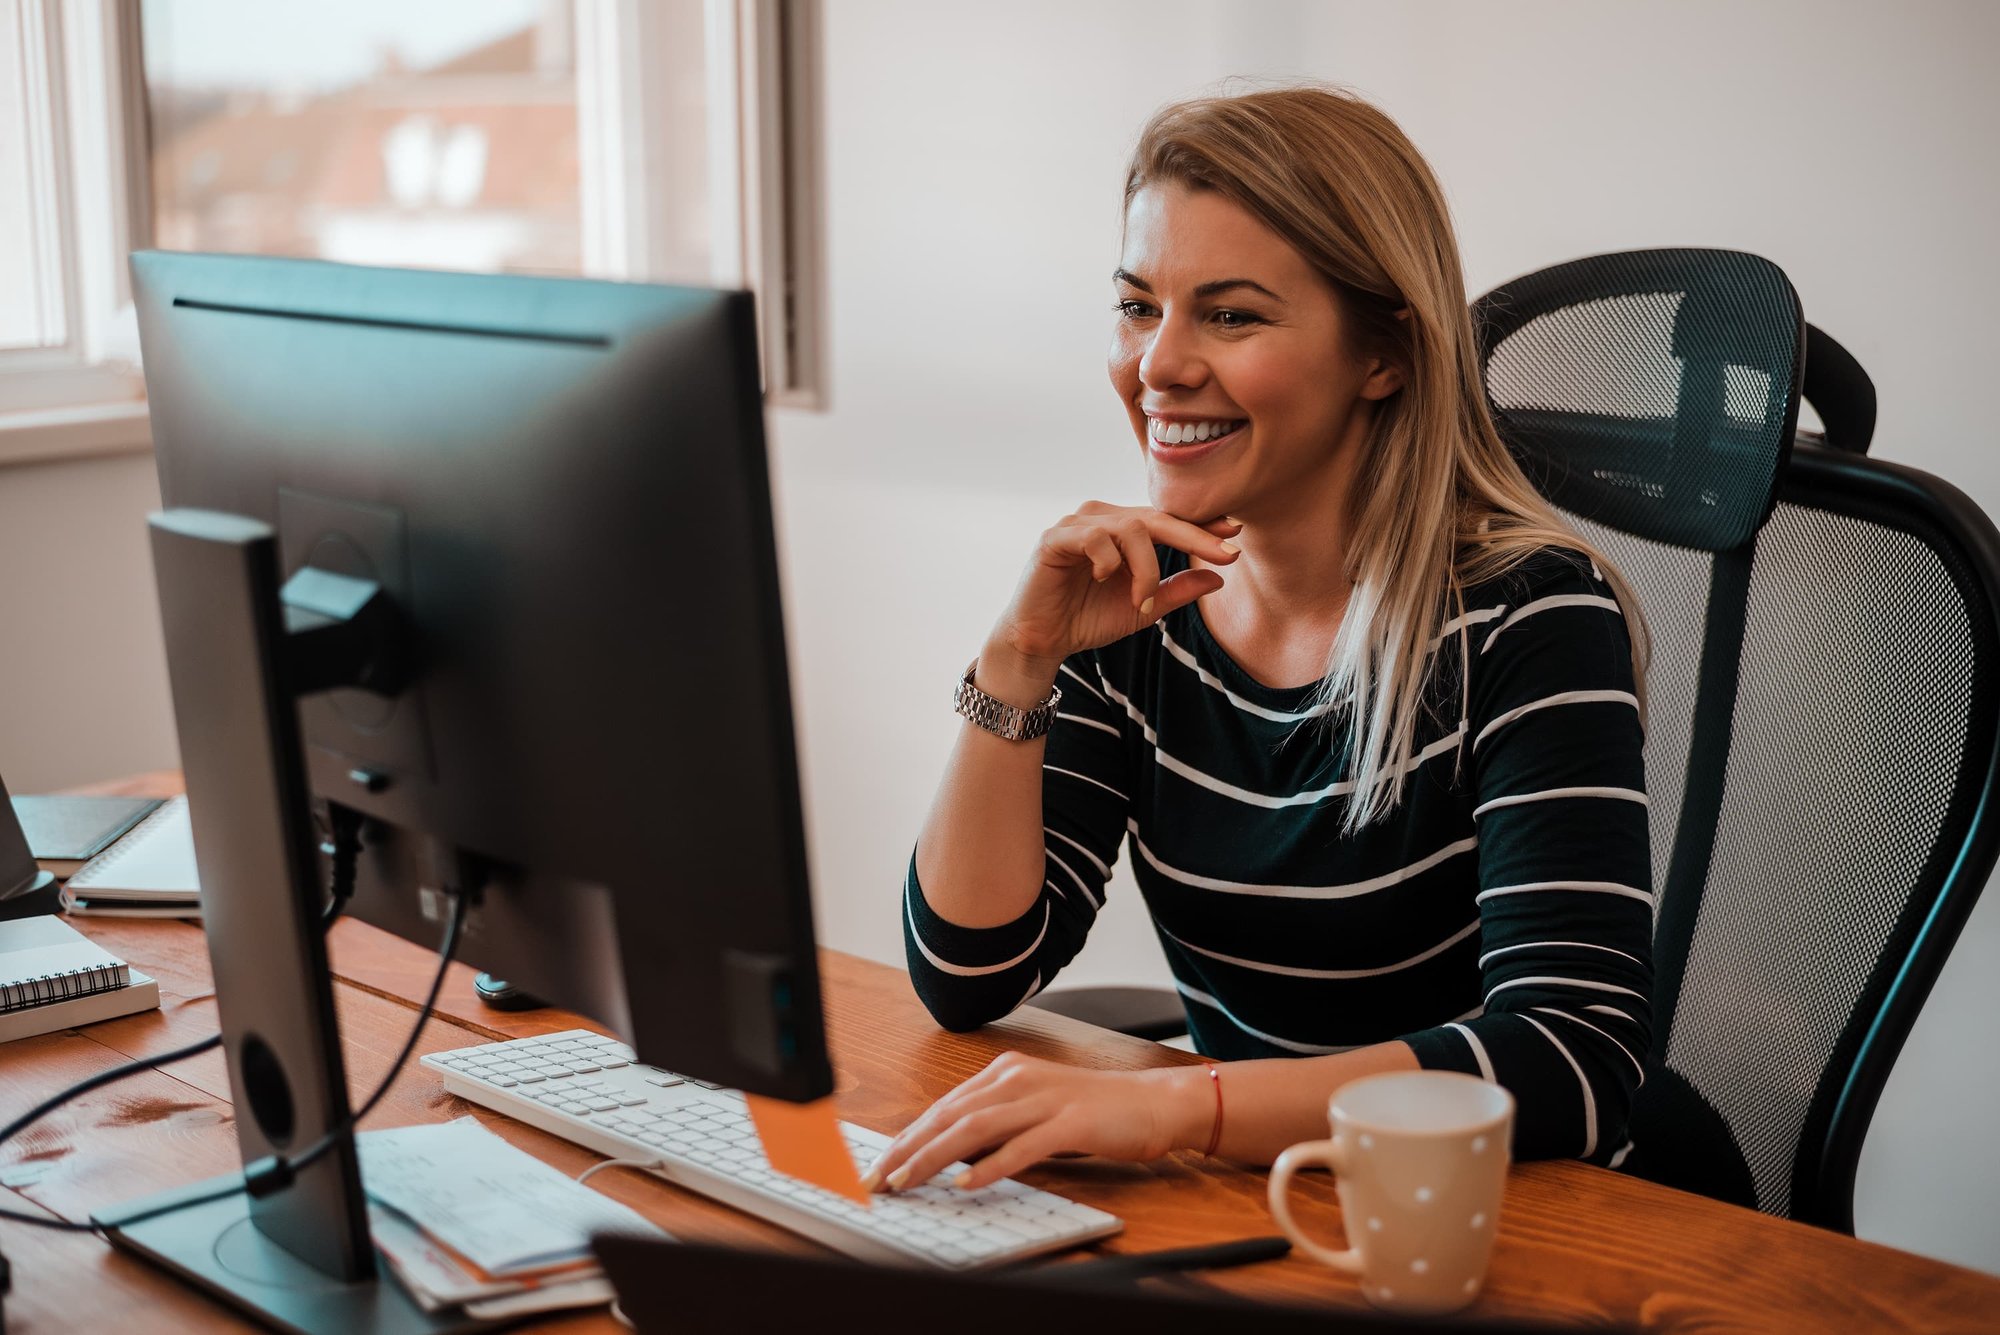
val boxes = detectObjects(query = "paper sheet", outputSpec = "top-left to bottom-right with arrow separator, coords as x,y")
358,1116 -> 667,1275
743,1093 -> 869,1204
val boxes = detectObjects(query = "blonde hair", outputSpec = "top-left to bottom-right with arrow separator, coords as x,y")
1126,86 -> 1649,830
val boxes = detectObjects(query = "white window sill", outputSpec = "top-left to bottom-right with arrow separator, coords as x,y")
0,399 -> 152,468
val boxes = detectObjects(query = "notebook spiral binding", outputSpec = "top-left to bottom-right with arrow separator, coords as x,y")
0,960 -> 128,1013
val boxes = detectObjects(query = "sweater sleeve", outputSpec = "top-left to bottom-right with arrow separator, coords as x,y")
1400,555 -> 1655,1164
905,652 -> 1130,1031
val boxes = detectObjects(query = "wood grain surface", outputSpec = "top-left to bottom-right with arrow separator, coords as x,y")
4,771 -> 1997,1332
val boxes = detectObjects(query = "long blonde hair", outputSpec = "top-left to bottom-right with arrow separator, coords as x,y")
1126,86 -> 1649,830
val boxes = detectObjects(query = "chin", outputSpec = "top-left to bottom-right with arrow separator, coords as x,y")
1147,480 -> 1232,525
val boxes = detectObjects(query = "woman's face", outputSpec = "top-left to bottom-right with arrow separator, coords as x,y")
1108,182 -> 1401,526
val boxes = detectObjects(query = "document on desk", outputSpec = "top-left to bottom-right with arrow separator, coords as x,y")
358,1117 -> 668,1277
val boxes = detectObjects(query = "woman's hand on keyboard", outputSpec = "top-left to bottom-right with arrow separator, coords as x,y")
859,1052 -> 1215,1194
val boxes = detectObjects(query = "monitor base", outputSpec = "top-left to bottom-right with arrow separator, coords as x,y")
96,1177 -> 496,1335
0,872 -> 62,922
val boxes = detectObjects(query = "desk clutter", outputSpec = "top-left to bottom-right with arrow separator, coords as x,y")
13,793 -> 164,878
57,795 -> 202,918
357,1116 -> 667,1319
0,914 -> 160,1042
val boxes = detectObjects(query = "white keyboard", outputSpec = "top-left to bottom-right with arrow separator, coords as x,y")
420,1029 -> 1121,1269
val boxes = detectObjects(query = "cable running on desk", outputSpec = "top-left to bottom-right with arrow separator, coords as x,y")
0,830 -> 464,1234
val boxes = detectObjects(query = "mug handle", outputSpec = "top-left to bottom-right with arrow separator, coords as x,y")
1267,1137 -> 1362,1273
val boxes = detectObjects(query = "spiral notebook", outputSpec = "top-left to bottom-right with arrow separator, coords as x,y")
61,795 -> 202,916
0,915 -> 130,1012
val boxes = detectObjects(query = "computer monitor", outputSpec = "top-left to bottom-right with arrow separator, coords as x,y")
101,251 -> 832,1332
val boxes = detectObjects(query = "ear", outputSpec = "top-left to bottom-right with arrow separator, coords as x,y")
1359,307 -> 1412,400
1359,356 -> 1406,401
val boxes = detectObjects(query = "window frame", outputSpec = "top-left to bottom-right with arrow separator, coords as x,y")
0,0 -> 153,466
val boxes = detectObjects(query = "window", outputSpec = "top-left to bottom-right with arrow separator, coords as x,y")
143,0 -> 592,277
0,0 -> 821,462
1,1 -> 64,352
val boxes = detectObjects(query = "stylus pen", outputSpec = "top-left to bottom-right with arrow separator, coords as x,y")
1026,1235 -> 1293,1287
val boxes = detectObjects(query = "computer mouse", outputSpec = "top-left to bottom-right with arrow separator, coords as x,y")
473,972 -> 547,1011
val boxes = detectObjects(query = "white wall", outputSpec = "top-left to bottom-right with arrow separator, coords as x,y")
1,0 -> 1994,1276
0,451 -> 176,792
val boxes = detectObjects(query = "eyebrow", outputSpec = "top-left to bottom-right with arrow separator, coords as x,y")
1113,269 -> 1287,305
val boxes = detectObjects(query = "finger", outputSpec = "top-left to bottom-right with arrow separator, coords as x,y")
863,1064 -> 1014,1189
1145,568 -> 1225,619
1200,515 -> 1246,537
887,1100 -> 1048,1193
1080,528 -> 1125,583
1100,519 -> 1162,612
1037,524 -> 1125,584
1141,511 -> 1242,564
956,1120 -> 1073,1192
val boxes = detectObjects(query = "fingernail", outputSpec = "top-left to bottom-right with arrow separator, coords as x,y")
1219,541 -> 1241,555
1225,515 -> 1244,527
885,1164 -> 913,1191
953,1170 -> 972,1189
1139,597 -> 1156,617
859,1164 -> 883,1191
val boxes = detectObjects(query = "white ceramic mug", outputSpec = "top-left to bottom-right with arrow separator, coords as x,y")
1268,1070 -> 1515,1316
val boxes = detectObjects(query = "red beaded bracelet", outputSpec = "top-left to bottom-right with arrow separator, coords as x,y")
1202,1062 -> 1224,1157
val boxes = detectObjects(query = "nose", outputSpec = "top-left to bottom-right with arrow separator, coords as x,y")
1138,311 -> 1208,393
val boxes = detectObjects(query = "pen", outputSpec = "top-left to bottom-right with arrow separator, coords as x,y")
1024,1235 -> 1292,1287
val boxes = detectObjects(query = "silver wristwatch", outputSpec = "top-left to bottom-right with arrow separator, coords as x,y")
954,660 -> 1062,741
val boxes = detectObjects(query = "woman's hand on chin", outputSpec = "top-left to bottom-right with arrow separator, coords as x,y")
994,502 -> 1241,674
858,1052 -> 1213,1195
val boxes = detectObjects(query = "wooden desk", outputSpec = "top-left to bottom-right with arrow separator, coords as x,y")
5,779 -> 1999,1332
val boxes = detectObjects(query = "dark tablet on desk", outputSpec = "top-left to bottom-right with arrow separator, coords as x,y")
592,1234 -> 1584,1335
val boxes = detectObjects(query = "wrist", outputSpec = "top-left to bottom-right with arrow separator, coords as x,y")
975,638 -> 1063,711
1146,1064 -> 1223,1156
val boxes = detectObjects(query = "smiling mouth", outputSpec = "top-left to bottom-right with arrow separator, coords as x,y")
1149,418 -> 1246,447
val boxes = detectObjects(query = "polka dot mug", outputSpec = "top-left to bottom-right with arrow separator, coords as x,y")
1267,1070 -> 1515,1316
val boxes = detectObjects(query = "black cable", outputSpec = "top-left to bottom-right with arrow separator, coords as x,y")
245,885 -> 468,1193
318,804 -> 365,929
0,888 -> 465,1233
0,838 -> 466,1236
0,1031 -> 224,1231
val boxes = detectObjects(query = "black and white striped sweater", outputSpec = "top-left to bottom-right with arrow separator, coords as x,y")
905,545 -> 1654,1164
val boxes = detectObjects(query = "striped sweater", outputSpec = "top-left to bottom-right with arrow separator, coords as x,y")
904,545 -> 1654,1164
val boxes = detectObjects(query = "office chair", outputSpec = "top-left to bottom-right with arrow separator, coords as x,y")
1471,247 -> 2000,1231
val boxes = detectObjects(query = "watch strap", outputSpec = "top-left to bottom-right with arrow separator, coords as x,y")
954,660 -> 1062,741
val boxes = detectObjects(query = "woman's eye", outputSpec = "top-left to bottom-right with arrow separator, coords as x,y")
1212,309 -> 1262,329
1115,300 -> 1156,320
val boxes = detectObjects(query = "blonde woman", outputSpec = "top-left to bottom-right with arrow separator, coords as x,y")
865,87 -> 1653,1193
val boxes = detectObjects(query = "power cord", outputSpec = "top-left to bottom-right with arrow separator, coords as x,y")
0,827 -> 468,1235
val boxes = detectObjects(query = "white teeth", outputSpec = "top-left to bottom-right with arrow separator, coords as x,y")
1151,419 -> 1240,445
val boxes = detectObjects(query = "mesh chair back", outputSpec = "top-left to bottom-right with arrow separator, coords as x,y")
1473,250 -> 2000,1230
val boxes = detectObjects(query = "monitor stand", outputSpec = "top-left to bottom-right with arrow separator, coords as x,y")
94,510 -> 478,1334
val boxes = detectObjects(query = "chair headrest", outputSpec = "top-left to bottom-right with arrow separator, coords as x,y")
1472,248 -> 1805,552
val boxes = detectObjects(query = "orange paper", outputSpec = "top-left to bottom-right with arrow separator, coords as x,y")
743,1093 -> 870,1204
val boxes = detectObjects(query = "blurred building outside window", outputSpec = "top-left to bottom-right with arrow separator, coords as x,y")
0,0 -> 819,463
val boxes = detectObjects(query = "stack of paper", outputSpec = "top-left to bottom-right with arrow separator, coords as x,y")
357,1116 -> 671,1318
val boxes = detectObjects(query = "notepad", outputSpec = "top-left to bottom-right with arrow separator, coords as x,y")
0,915 -> 130,1013
61,796 -> 201,915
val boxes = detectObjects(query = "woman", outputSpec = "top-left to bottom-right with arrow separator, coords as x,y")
864,86 -> 1653,1194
